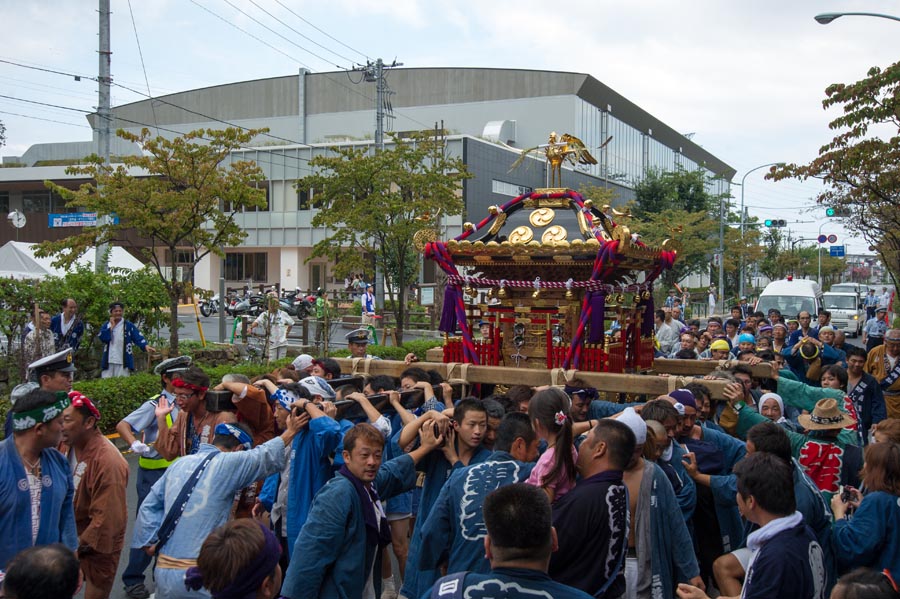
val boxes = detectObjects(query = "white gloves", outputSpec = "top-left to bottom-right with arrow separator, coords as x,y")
130,440 -> 152,457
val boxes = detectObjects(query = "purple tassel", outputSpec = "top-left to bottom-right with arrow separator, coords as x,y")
642,293 -> 655,337
587,292 -> 606,344
440,286 -> 460,333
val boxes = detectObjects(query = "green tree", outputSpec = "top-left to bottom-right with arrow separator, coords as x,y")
36,127 -> 268,352
630,168 -> 727,288
769,61 -> 900,292
298,134 -> 471,342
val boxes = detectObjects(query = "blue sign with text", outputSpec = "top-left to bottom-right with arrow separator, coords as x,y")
829,245 -> 845,257
48,213 -> 119,228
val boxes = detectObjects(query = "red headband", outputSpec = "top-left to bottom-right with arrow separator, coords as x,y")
173,378 -> 208,394
68,391 -> 101,420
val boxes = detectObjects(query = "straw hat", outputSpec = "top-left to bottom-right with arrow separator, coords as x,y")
798,398 -> 856,431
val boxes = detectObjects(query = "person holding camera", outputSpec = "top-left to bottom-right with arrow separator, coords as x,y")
154,367 -> 236,460
832,441 -> 900,582
133,410 -> 305,598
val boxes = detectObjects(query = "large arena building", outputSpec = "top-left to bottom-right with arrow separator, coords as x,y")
1,67 -> 734,293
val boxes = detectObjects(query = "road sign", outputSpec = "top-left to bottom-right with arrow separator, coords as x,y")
827,234 -> 838,243
817,234 -> 827,243
830,245 -> 845,257
48,212 -> 119,228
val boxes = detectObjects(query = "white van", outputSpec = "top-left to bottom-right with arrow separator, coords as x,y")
755,278 -> 824,319
822,292 -> 864,337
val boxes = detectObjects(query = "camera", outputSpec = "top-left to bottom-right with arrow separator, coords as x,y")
205,389 -> 237,413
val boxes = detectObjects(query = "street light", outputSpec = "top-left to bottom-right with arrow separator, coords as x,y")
739,162 -> 785,300
815,12 -> 900,24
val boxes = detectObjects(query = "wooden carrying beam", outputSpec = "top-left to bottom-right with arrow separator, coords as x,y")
333,358 -> 738,400
650,359 -> 775,379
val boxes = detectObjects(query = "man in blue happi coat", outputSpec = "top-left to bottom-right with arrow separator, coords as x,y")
398,399 -> 494,599
281,421 -> 444,599
50,298 -> 84,352
133,415 -> 303,599
0,388 -> 77,568
417,412 -> 539,577
426,483 -> 592,599
98,301 -> 155,378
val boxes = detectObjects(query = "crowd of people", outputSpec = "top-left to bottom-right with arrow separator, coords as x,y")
4,296 -> 900,599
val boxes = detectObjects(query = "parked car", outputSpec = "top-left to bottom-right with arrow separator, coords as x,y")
822,292 -> 864,337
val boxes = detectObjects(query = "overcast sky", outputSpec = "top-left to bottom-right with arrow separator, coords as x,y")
2,0 -> 899,255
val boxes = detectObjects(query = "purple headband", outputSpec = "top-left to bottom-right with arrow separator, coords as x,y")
185,521 -> 281,599
564,385 -> 598,401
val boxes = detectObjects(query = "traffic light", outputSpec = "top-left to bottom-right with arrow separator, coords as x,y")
764,219 -> 786,227
826,207 -> 850,217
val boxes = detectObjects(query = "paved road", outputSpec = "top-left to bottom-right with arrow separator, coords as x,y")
159,309 -> 441,350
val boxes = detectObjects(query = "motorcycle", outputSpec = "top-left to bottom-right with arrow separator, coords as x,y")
226,292 -> 266,318
280,289 -> 313,319
199,294 -> 221,317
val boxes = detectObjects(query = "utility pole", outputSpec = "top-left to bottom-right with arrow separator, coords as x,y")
717,195 -> 725,316
95,0 -> 112,274
359,58 -> 402,309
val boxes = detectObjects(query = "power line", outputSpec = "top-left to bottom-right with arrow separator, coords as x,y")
218,0 -> 343,69
125,0 -> 159,134
246,0 -> 355,65
271,0 -> 368,61
0,93 -> 314,171
0,109 -> 90,128
186,0 -> 313,69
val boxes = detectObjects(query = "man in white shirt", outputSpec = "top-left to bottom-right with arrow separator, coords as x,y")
251,297 -> 294,361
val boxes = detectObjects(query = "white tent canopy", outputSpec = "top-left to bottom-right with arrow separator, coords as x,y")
0,241 -> 146,280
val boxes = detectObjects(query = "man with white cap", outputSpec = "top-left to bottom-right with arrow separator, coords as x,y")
862,307 -> 889,352
361,282 -> 376,326
345,328 -> 379,359
117,356 -> 190,599
290,353 -> 315,376
616,407 -> 702,599
29,348 -> 76,393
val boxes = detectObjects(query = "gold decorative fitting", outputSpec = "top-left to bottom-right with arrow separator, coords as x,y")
412,228 -> 439,251
488,205 -> 499,215
632,294 -> 642,305
508,226 -> 534,244
498,286 -> 507,298
565,288 -> 575,300
523,196 -> 569,209
487,213 -> 507,235
463,222 -> 475,232
541,225 -> 567,244
584,199 -> 594,208
532,289 -> 541,299
642,291 -> 651,300
529,208 -> 556,228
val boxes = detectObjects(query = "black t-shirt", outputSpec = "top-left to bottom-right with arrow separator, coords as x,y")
549,470 -> 628,598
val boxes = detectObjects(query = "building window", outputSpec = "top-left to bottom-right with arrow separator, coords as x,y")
225,252 -> 268,282
492,180 -> 532,197
223,182 -> 269,213
0,191 -> 8,214
297,187 -> 324,210
22,191 -> 51,213
165,250 -> 195,265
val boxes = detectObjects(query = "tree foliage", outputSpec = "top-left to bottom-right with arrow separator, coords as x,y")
298,134 -> 471,341
0,266 -> 168,384
35,127 -> 268,352
630,168 -> 727,288
769,60 -> 900,293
